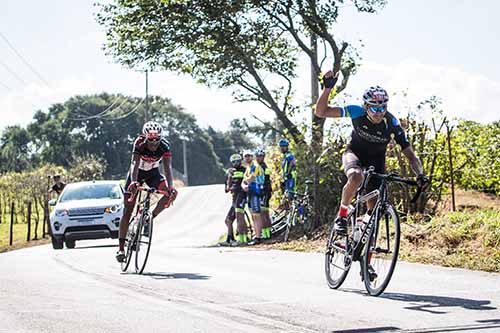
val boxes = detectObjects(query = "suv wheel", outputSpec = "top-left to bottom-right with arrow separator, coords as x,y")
65,240 -> 76,249
51,237 -> 64,250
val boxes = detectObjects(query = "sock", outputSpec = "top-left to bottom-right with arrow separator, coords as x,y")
338,205 -> 349,218
239,234 -> 248,243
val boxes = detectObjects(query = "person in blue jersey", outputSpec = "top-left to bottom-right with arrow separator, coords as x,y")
242,150 -> 265,245
315,71 -> 428,236
279,139 -> 297,199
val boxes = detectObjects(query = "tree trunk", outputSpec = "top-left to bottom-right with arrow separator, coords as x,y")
309,33 -> 322,227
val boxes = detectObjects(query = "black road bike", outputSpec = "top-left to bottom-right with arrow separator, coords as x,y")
325,167 -> 424,296
121,187 -> 172,274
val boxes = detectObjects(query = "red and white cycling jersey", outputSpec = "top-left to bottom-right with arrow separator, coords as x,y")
132,135 -> 172,171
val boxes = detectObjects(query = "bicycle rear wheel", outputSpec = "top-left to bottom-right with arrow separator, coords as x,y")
121,218 -> 137,272
271,208 -> 289,235
325,224 -> 351,289
362,204 -> 400,296
135,212 -> 153,274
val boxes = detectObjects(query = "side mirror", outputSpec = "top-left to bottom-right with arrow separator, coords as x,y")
48,199 -> 57,206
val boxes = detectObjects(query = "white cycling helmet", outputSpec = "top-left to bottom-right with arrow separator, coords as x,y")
142,121 -> 163,139
243,149 -> 254,157
362,86 -> 389,106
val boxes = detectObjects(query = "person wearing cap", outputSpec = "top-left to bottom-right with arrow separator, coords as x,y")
220,153 -> 248,246
242,150 -> 265,245
255,148 -> 272,240
279,139 -> 297,199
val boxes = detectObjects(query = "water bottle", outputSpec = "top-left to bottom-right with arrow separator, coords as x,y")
353,217 -> 362,242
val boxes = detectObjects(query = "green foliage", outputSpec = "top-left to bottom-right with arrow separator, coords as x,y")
96,0 -> 386,143
0,94 -> 233,185
0,125 -> 32,172
453,120 -> 500,195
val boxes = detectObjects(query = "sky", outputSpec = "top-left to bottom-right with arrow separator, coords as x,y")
0,0 -> 499,133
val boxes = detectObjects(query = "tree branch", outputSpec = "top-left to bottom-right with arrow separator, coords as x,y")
251,114 -> 285,137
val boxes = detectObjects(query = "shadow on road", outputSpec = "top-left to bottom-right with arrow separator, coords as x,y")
332,326 -> 400,333
381,292 -> 497,314
73,244 -> 118,250
142,272 -> 211,280
341,288 -> 496,314
332,319 -> 500,333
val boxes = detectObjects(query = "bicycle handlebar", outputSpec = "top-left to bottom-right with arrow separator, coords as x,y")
365,167 -> 425,204
127,186 -> 175,203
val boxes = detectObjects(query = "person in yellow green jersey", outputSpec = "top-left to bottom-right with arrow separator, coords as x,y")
242,150 -> 265,245
220,153 -> 248,246
279,139 -> 297,199
255,148 -> 272,240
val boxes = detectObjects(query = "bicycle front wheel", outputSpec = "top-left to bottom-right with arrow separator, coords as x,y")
135,212 -> 154,274
121,218 -> 137,272
362,204 -> 400,296
325,224 -> 351,289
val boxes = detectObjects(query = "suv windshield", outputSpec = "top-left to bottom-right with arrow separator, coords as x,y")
59,184 -> 122,202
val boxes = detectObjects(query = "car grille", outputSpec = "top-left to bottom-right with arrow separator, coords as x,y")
68,207 -> 105,217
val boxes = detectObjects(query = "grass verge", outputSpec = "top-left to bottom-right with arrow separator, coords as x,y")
0,220 -> 50,253
257,208 -> 500,273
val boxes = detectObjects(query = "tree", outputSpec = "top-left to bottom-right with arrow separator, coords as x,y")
0,125 -> 32,172
96,0 -> 386,145
5,94 -> 226,185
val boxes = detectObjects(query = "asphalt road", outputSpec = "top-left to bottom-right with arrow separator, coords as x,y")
0,184 -> 499,332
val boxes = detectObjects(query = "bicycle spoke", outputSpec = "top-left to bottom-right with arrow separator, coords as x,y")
325,224 -> 351,289
363,205 -> 400,296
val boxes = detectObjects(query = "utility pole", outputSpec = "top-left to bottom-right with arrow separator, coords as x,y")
182,139 -> 189,186
145,70 -> 149,121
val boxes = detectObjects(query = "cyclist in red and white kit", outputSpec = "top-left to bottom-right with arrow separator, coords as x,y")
116,121 -> 177,262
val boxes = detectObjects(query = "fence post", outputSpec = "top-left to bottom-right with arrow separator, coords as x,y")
9,201 -> 14,246
446,124 -> 456,211
27,201 -> 32,242
33,197 -> 39,240
43,198 -> 48,238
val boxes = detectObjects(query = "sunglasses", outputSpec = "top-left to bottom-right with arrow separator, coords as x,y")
369,105 -> 386,113
147,138 -> 160,143
231,160 -> 241,164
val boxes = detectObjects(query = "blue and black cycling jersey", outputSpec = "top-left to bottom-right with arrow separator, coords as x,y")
341,105 -> 410,157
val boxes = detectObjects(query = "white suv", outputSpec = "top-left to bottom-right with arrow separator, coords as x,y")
49,181 -> 124,249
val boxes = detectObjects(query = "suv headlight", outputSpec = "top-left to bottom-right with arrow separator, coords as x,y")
55,209 -> 68,217
105,205 -> 120,214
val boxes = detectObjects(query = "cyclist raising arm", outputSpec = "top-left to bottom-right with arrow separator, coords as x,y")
116,121 -> 177,262
315,71 -> 427,235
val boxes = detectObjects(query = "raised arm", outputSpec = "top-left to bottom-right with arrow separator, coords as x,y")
315,71 -> 343,118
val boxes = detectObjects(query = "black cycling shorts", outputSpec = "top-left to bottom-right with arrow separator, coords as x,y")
342,149 -> 385,192
226,191 -> 246,221
260,192 -> 271,212
124,168 -> 166,195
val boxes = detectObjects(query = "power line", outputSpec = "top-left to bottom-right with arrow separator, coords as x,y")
68,95 -> 126,120
104,98 -> 145,121
0,79 -> 11,91
0,31 -> 50,88
0,59 -> 28,85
